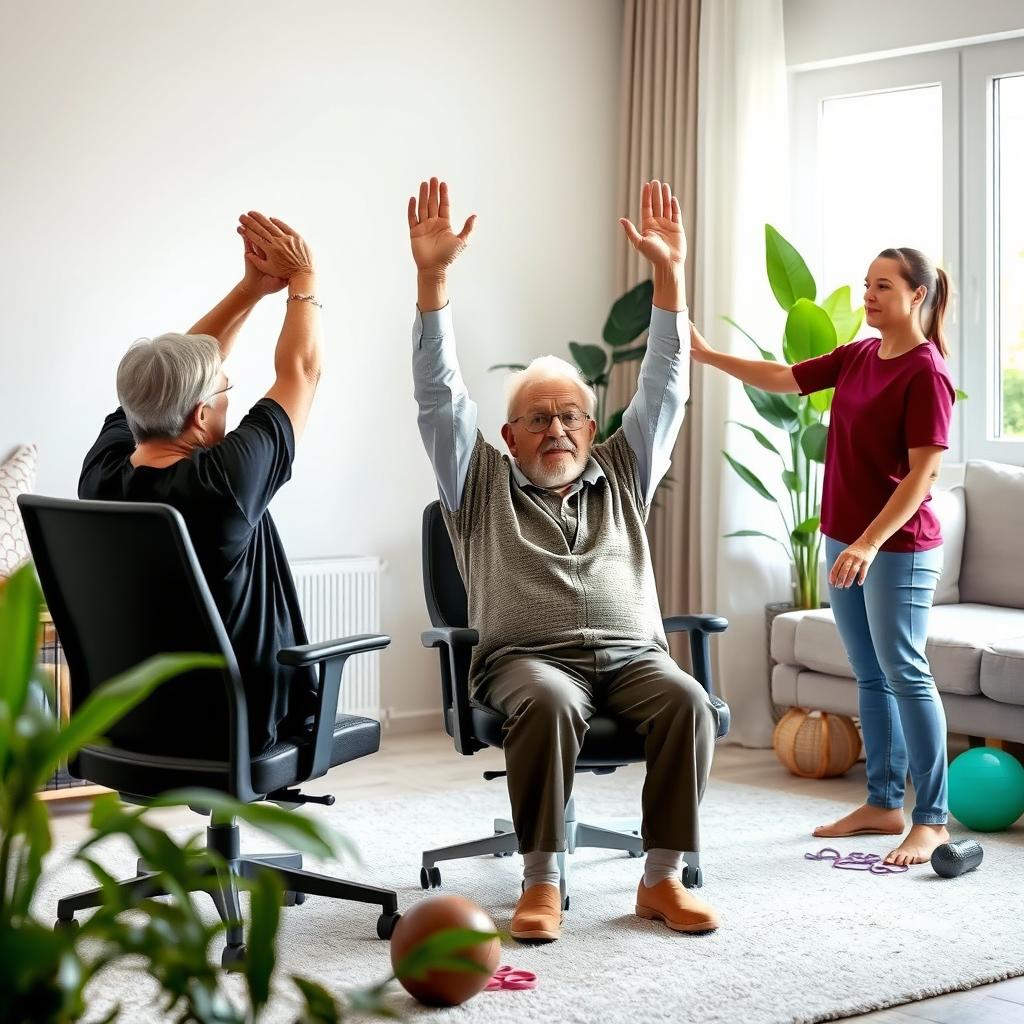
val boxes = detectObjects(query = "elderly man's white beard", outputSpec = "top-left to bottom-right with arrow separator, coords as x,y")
516,437 -> 589,489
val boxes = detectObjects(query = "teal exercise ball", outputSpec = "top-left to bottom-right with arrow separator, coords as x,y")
948,748 -> 1024,831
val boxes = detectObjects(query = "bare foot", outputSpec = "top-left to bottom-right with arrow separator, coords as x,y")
812,804 -> 906,839
884,823 -> 949,866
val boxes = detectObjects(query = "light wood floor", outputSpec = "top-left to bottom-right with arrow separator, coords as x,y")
47,734 -> 1024,1023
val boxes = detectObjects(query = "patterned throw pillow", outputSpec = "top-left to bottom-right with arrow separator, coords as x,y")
0,443 -> 37,578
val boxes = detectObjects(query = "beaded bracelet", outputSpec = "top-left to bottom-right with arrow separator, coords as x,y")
288,293 -> 323,309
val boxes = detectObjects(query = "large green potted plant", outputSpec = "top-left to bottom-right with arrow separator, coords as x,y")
0,565 -> 493,1023
721,225 -> 865,611
492,279 -> 657,443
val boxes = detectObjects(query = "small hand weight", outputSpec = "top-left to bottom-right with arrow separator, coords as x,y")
930,838 -> 984,878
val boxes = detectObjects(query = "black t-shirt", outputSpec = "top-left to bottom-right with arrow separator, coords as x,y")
78,398 -> 316,754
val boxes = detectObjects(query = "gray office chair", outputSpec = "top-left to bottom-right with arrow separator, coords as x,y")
419,500 -> 731,907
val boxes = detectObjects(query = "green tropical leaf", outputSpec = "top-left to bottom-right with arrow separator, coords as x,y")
0,564 -> 43,719
743,384 -> 800,433
721,316 -> 777,361
611,345 -> 646,364
10,798 -> 52,918
722,452 -> 776,502
293,977 -> 345,1023
245,869 -> 281,1014
783,299 -> 837,365
808,387 -> 834,413
568,342 -> 607,382
41,654 -> 223,783
765,225 -> 816,309
727,420 -> 781,457
791,516 -> 821,546
955,388 -> 968,402
602,406 -> 626,442
723,530 -> 789,552
782,469 -> 801,493
603,279 -> 654,346
393,928 -> 498,982
487,363 -> 527,372
800,422 -> 829,463
821,286 -> 864,345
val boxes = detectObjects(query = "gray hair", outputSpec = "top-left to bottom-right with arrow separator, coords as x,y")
505,355 -> 597,420
116,333 -> 222,441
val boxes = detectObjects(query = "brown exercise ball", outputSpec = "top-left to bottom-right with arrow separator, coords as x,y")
389,894 -> 500,1007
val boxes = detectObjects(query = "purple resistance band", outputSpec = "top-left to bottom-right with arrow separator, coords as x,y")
805,847 -> 909,875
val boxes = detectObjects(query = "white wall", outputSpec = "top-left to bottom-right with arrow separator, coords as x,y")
784,0 -> 1024,67
0,0 -> 623,730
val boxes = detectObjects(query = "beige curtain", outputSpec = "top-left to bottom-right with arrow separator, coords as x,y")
614,0 -> 702,664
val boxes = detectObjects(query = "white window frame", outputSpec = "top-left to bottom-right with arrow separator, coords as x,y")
792,40 -> 1024,468
962,37 -> 1024,463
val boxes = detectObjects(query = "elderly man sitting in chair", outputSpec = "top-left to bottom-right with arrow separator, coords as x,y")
408,177 -> 720,941
79,213 -> 322,756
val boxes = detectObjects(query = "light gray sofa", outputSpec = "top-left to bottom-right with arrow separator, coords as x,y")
771,460 -> 1024,742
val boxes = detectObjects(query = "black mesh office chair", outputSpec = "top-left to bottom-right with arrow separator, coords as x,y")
418,500 -> 731,906
19,495 -> 401,965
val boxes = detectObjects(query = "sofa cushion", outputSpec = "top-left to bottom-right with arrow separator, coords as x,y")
771,604 -> 1024,698
0,444 -> 37,578
980,639 -> 1024,707
930,485 -> 964,605
960,460 -> 1024,608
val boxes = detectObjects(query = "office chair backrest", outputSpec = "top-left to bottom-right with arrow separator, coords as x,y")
421,501 -> 468,629
18,495 -> 245,763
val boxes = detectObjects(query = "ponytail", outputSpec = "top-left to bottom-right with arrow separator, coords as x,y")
929,267 -> 950,360
876,247 -> 951,360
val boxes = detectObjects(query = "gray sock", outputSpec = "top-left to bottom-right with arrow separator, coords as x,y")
643,848 -> 683,887
523,851 -> 560,890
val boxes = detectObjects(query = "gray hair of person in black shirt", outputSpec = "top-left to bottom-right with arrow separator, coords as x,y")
118,211 -> 323,472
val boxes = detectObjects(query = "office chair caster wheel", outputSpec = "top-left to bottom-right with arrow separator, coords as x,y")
562,894 -> 570,911
54,917 -> 79,932
419,866 -> 442,889
681,865 -> 703,889
282,890 -> 306,906
377,912 -> 401,940
627,849 -> 644,858
221,943 -> 247,969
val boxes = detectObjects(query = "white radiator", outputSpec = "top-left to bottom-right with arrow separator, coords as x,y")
289,556 -> 383,719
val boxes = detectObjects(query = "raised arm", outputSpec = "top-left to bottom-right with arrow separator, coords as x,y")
188,227 -> 288,359
689,323 -> 799,393
617,180 -> 692,504
408,177 -> 479,511
237,212 -> 322,441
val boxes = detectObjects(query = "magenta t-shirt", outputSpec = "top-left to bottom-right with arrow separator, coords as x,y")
791,338 -> 955,553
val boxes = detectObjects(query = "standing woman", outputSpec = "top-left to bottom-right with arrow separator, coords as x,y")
692,248 -> 955,865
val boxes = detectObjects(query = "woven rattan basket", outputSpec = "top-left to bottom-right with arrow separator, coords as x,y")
773,707 -> 862,779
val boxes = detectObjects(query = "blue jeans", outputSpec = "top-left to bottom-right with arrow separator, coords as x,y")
824,536 -> 947,824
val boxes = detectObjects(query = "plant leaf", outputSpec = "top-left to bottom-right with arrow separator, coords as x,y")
0,564 -> 43,720
765,225 -> 816,309
781,469 -> 801,493
955,388 -> 968,402
821,286 -> 864,345
800,422 -> 829,463
611,345 -> 646,364
808,386 -> 834,413
722,452 -> 776,502
567,342 -> 607,382
723,530 -> 789,552
393,928 -> 498,982
743,384 -> 800,433
721,316 -> 777,361
783,298 -> 837,365
727,420 -> 781,457
603,279 -> 654,346
601,406 -> 627,442
245,869 -> 281,1015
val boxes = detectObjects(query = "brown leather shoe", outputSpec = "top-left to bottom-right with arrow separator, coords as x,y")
510,883 -> 562,942
635,878 -> 720,933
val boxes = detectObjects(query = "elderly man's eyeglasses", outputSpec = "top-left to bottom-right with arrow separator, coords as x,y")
508,407 -> 591,434
203,384 -> 234,404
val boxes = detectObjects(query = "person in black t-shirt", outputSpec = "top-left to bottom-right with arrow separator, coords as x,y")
79,212 -> 323,754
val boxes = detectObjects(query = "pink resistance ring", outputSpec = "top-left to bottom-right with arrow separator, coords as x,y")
486,965 -> 538,991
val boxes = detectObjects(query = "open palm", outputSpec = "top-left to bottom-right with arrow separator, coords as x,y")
408,178 -> 476,275
619,180 -> 686,268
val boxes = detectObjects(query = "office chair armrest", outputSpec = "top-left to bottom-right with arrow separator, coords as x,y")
419,627 -> 483,756
420,627 -> 480,649
278,634 -> 391,781
661,614 -> 729,697
277,633 -> 391,667
662,614 -> 729,635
